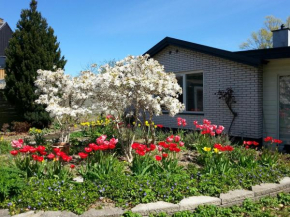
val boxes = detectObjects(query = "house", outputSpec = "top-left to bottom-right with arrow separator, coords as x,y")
0,18 -> 13,88
0,18 -> 19,128
144,26 -> 290,147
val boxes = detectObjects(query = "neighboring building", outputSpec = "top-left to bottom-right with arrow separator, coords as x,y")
0,18 -> 19,128
145,26 -> 290,146
0,18 -> 13,88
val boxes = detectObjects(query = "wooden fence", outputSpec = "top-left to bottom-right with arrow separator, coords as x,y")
0,69 -> 5,80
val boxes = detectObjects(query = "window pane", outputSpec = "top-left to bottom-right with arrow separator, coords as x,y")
279,75 -> 290,145
186,73 -> 203,111
176,76 -> 183,104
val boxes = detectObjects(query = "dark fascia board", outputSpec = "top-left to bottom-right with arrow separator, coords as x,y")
235,46 -> 290,60
144,37 -> 262,67
272,28 -> 290,32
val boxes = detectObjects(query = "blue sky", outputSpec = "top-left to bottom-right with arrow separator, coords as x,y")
1,0 -> 290,76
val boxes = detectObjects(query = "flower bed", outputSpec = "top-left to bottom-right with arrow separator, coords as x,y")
0,117 -> 290,215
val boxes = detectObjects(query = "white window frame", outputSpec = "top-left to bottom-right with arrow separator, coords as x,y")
175,70 -> 204,114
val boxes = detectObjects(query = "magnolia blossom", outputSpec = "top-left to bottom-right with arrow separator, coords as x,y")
96,54 -> 184,117
35,69 -> 99,142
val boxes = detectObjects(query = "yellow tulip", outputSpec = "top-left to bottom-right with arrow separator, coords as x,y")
203,147 -> 211,152
213,148 -> 219,153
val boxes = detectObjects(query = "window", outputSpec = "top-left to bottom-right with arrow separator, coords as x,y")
176,72 -> 203,113
0,57 -> 5,69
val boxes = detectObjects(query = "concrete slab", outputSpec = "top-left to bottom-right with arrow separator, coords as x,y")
179,196 -> 221,211
59,211 -> 78,217
220,189 -> 254,204
80,208 -> 124,217
40,211 -> 62,217
279,177 -> 290,188
131,201 -> 179,215
251,183 -> 283,196
13,211 -> 43,217
0,209 -> 11,217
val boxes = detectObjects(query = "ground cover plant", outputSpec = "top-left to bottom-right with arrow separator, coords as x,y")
1,55 -> 290,215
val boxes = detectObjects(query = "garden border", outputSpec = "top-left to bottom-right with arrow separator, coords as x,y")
2,177 -> 290,217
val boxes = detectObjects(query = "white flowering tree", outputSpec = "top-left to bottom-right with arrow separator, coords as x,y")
35,68 -> 99,143
96,54 -> 185,162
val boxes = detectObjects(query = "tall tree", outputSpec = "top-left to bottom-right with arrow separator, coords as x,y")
240,15 -> 290,50
4,0 -> 66,126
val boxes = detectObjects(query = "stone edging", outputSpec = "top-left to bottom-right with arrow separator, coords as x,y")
1,177 -> 290,217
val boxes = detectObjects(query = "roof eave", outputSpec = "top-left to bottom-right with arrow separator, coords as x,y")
144,37 -> 262,67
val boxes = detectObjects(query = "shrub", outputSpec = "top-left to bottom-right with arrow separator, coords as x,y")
11,122 -> 31,133
1,123 -> 10,133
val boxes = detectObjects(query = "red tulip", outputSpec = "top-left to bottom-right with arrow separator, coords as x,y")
32,154 -> 38,160
10,150 -> 18,156
162,153 -> 168,158
150,144 -> 156,151
47,153 -> 55,159
39,151 -> 47,156
53,148 -> 60,153
174,148 -> 181,153
155,155 -> 162,161
273,139 -> 283,144
37,146 -> 46,152
37,156 -> 44,162
264,136 -> 273,142
29,147 -> 37,153
70,164 -> 75,169
78,152 -> 88,159
253,141 -> 259,146
85,147 -> 93,153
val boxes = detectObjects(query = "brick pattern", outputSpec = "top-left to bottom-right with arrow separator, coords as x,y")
152,45 -> 263,139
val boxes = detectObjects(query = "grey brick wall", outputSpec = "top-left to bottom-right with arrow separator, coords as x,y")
152,45 -> 263,139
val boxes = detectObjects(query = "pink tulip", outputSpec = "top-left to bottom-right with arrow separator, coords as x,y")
216,129 -> 222,134
109,138 -> 118,145
218,125 -> 225,131
174,135 -> 181,142
11,139 -> 23,149
96,138 -> 104,145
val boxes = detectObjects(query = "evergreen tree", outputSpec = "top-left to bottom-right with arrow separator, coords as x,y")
4,0 -> 66,127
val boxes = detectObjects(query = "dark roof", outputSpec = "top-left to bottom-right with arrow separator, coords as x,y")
0,22 -> 13,56
144,37 -> 262,67
235,46 -> 290,60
